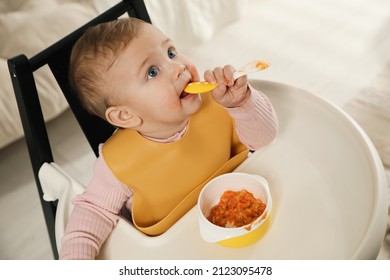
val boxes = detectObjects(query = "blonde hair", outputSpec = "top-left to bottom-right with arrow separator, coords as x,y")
69,18 -> 144,120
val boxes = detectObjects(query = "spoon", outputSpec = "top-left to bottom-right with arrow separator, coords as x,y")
184,60 -> 270,94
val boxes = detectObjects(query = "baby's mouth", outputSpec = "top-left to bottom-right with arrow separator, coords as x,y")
180,91 -> 189,99
179,71 -> 194,99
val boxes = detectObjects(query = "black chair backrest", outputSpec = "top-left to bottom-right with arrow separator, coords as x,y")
7,0 -> 150,259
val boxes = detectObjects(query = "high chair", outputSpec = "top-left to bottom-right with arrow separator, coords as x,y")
8,1 -> 388,259
7,0 -> 151,259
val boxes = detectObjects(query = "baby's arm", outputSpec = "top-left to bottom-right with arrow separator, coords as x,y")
59,155 -> 132,260
226,84 -> 278,150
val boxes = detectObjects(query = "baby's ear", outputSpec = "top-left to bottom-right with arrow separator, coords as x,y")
105,106 -> 142,129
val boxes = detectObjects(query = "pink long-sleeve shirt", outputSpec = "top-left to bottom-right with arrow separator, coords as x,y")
60,87 -> 278,259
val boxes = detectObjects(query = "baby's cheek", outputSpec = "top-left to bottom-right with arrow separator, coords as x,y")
166,98 -> 182,109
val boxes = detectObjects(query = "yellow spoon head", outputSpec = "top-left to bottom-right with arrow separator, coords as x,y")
184,81 -> 219,94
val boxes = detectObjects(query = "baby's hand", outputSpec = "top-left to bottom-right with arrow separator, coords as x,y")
204,65 -> 250,108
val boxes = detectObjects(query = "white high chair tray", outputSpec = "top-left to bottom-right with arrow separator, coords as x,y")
56,80 -> 388,259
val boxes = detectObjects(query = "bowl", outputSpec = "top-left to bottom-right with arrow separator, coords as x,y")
197,172 -> 272,248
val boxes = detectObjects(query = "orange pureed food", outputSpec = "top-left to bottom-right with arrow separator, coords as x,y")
207,189 -> 266,228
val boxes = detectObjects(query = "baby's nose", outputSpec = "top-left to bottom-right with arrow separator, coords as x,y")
175,63 -> 186,77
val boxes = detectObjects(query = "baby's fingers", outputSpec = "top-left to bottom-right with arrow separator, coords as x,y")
212,67 -> 226,85
204,65 -> 235,85
234,75 -> 248,90
204,69 -> 217,84
222,65 -> 235,86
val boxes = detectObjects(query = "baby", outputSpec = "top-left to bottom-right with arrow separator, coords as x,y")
60,17 -> 278,259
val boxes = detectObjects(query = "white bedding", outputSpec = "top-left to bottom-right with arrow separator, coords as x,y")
0,1 -> 97,149
0,0 -> 240,149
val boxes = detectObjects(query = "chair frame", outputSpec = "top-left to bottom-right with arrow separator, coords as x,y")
7,0 -> 150,259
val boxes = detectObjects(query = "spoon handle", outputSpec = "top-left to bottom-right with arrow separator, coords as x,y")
233,60 -> 270,80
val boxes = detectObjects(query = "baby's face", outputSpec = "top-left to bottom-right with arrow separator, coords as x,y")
106,23 -> 202,136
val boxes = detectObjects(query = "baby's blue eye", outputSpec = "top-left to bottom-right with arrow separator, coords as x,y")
168,48 -> 177,59
147,67 -> 158,79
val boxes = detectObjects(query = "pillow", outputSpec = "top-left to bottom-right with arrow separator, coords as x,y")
144,0 -> 244,46
85,0 -> 244,45
0,2 -> 98,148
